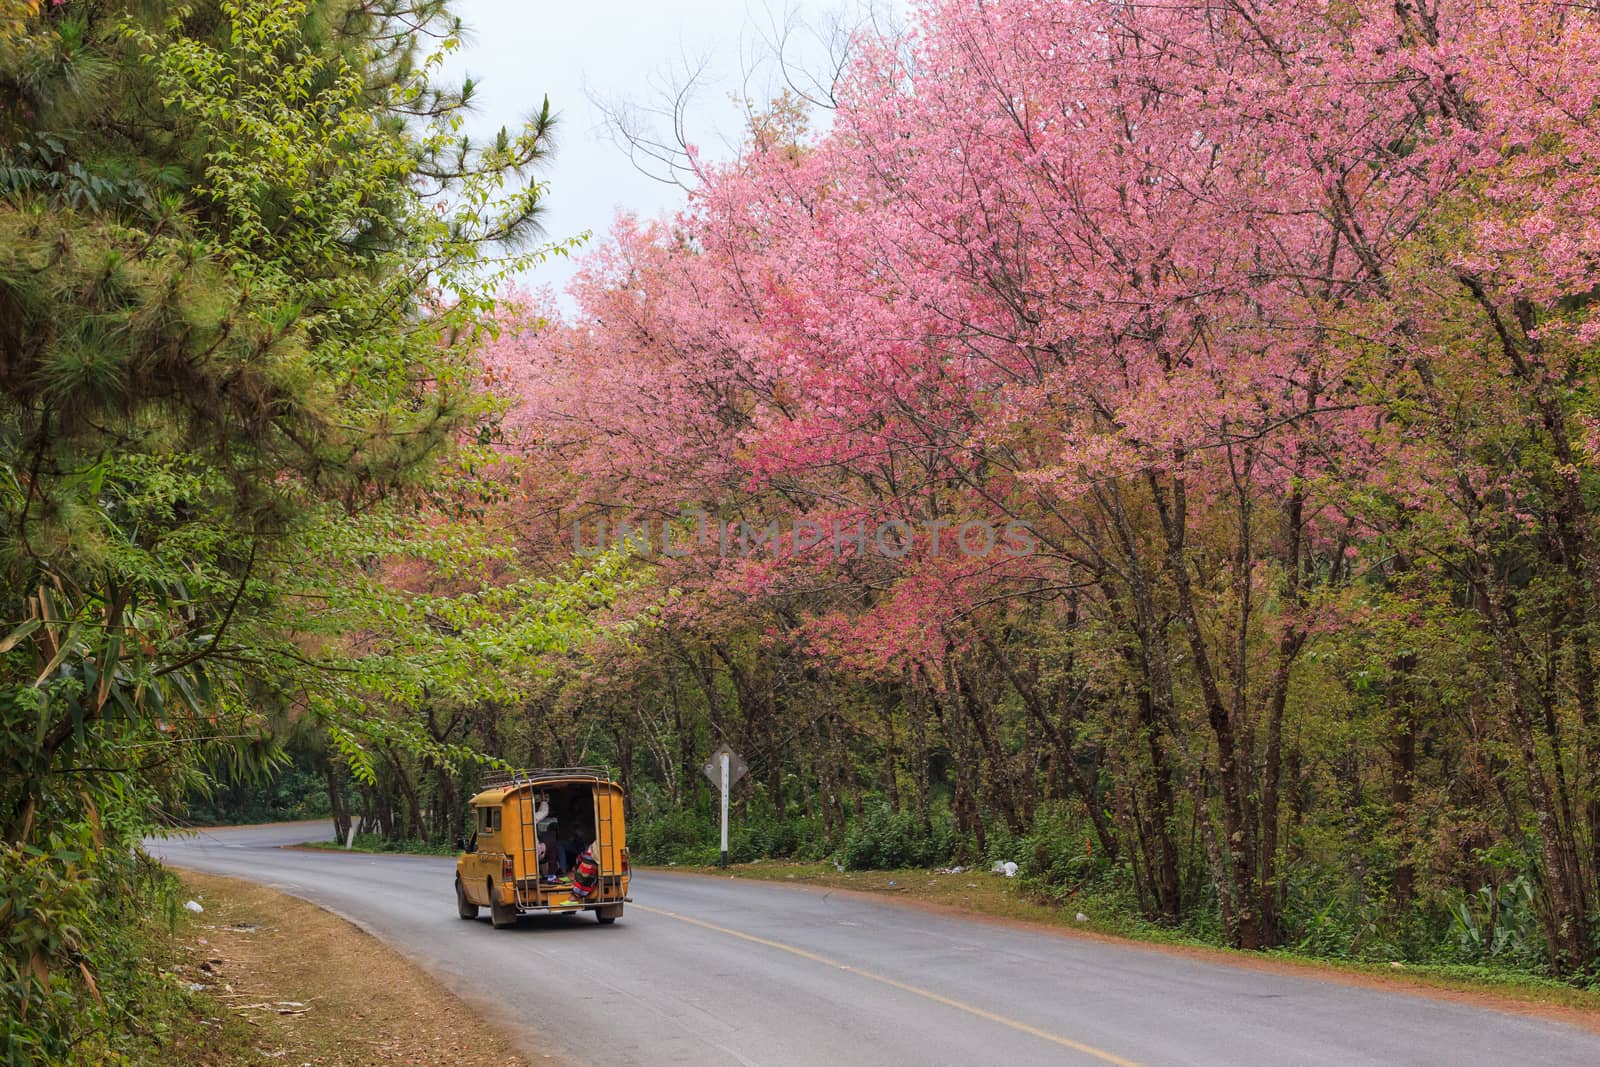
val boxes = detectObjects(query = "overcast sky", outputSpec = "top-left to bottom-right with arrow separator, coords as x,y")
444,0 -> 896,300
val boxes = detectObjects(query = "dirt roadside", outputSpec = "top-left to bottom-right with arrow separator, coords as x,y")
167,871 -> 540,1066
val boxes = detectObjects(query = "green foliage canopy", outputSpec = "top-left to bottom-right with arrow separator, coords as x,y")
0,1 -> 582,1060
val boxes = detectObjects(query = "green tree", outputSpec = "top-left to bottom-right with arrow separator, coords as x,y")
1,1 -> 560,1059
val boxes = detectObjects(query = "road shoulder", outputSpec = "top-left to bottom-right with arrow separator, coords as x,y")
166,870 -> 537,1066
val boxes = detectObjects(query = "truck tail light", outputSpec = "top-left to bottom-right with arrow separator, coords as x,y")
620,846 -> 630,874
502,856 -> 515,881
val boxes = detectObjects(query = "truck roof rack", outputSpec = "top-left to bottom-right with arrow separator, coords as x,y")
477,766 -> 612,790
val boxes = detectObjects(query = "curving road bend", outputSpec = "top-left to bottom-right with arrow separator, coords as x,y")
149,821 -> 1600,1066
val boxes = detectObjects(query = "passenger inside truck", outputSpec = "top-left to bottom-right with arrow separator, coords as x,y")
537,815 -> 560,879
536,786 -> 598,877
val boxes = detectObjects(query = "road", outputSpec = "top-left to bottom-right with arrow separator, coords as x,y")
149,821 -> 1600,1066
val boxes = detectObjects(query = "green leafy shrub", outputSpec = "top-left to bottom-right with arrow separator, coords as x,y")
836,806 -> 956,870
1,831 -> 183,1066
629,809 -> 715,864
630,806 -> 832,866
1004,803 -> 1111,892
730,814 -> 829,863
1448,876 -> 1546,971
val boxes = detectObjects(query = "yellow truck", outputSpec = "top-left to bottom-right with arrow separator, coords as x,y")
454,767 -> 630,928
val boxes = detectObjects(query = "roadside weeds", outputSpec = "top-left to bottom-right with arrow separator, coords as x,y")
296,835 -> 458,857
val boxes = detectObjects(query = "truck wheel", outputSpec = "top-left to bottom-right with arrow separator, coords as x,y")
489,879 -> 518,928
456,878 -> 478,920
596,904 -> 623,925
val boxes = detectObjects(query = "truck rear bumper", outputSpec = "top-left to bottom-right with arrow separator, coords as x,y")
513,896 -> 631,915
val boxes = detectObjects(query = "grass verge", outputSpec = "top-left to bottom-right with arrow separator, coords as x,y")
657,860 -> 1600,1023
296,833 -> 457,856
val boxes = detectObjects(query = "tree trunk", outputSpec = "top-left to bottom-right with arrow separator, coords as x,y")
1388,652 -> 1419,913
327,761 -> 350,844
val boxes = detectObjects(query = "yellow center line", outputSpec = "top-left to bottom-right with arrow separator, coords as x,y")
634,903 -> 1143,1067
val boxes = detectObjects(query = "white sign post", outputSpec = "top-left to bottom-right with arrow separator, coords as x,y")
701,745 -> 748,869
720,752 -> 730,868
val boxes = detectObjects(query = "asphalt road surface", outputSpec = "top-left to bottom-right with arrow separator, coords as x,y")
149,821 -> 1600,1066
